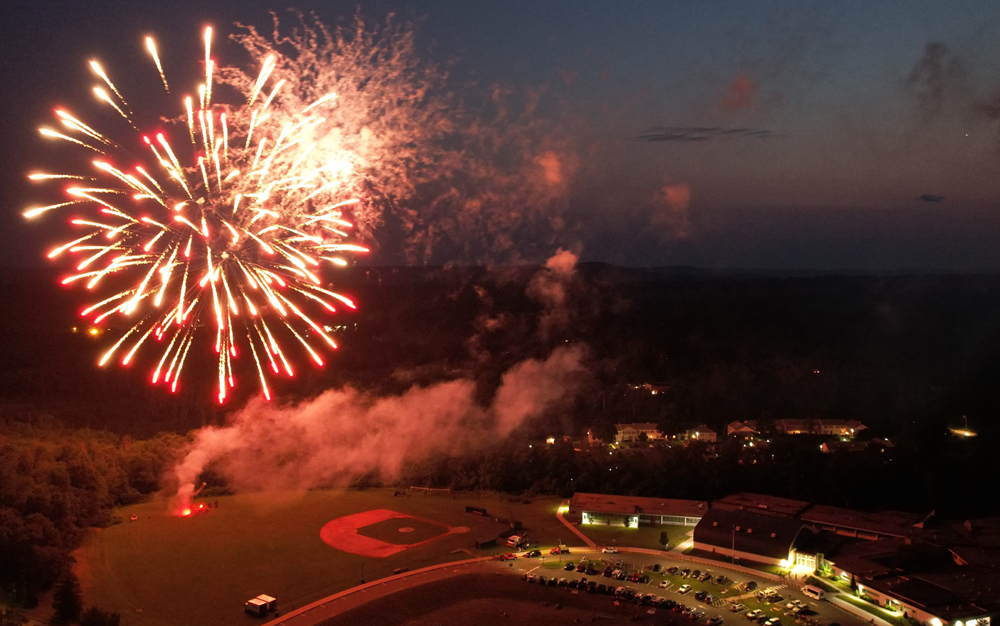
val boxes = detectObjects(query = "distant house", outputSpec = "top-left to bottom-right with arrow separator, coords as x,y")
774,418 -> 867,437
680,425 -> 717,443
727,421 -> 758,438
614,423 -> 662,444
641,382 -> 670,395
773,419 -> 813,435
816,419 -> 867,437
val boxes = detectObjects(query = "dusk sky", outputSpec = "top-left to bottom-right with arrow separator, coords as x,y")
3,0 -> 1000,270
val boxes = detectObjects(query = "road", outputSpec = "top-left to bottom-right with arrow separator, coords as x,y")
262,543 -> 871,626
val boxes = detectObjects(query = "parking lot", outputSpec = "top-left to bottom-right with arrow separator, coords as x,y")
494,548 -> 867,626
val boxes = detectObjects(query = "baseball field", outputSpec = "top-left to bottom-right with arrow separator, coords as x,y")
72,489 -> 569,626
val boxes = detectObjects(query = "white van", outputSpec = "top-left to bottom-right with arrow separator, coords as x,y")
802,584 -> 824,600
506,535 -> 525,548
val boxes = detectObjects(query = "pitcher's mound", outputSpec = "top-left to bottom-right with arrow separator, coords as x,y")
320,509 -> 458,557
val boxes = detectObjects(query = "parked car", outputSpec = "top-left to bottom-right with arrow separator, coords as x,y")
576,563 -> 587,573
673,604 -> 687,613
667,567 -> 679,575
691,570 -> 701,579
730,604 -> 746,612
525,549 -> 541,558
699,572 -> 713,582
568,579 -> 579,588
708,616 -> 725,626
785,601 -> 802,610
640,574 -> 650,584
597,583 -> 607,593
745,610 -> 763,621
681,568 -> 691,578
521,573 -> 528,581
564,562 -> 575,571
692,610 -> 707,621
603,566 -> 614,577
558,578 -> 568,587
548,577 -> 557,587
526,574 -> 536,583
678,584 -> 692,594
716,575 -> 729,585
765,619 -> 781,626
538,575 -> 547,584
602,547 -> 618,554
705,595 -> 717,604
694,590 -> 707,600
658,580 -> 670,589
662,599 -> 678,609
550,547 -> 570,555
652,563 -> 662,572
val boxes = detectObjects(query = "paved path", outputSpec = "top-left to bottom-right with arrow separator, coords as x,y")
556,501 -> 597,548
261,557 -> 492,626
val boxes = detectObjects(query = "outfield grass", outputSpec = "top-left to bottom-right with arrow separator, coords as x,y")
73,489 -> 565,626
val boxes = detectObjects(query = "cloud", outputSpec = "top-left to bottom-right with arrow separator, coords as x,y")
720,75 -> 757,111
919,194 -> 945,203
170,345 -> 589,507
634,127 -> 777,143
650,182 -> 692,239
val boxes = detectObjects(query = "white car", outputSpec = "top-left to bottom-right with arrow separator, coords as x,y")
658,580 -> 670,589
602,547 -> 618,554
678,584 -> 692,594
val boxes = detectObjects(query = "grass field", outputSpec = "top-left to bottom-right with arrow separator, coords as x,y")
73,489 -> 566,626
578,524 -> 695,551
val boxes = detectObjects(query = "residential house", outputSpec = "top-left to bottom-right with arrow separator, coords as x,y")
727,420 -> 758,438
679,425 -> 717,443
614,423 -> 662,444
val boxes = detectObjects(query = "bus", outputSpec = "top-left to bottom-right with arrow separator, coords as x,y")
802,584 -> 825,600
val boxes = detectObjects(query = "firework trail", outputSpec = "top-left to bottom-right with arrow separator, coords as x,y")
25,28 -> 370,403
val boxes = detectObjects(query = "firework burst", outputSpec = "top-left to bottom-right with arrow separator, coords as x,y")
26,28 -> 369,403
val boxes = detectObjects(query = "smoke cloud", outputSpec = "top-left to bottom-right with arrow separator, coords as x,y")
172,344 -> 588,507
526,248 -> 579,340
651,182 -> 692,239
720,75 -> 757,112
906,42 -> 965,119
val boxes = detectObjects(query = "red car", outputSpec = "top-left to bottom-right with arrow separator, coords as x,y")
499,552 -> 517,561
550,547 -> 570,555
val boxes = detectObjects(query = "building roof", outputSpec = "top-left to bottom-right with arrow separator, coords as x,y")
615,423 -> 660,431
712,492 -> 812,518
801,504 -> 925,537
691,424 -> 716,434
694,508 -> 804,560
793,528 -> 844,556
569,493 -> 707,518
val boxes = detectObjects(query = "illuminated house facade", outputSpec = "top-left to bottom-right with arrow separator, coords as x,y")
614,423 -> 662,443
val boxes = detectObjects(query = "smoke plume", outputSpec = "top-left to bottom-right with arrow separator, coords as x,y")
526,248 -> 579,340
172,344 -> 588,507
